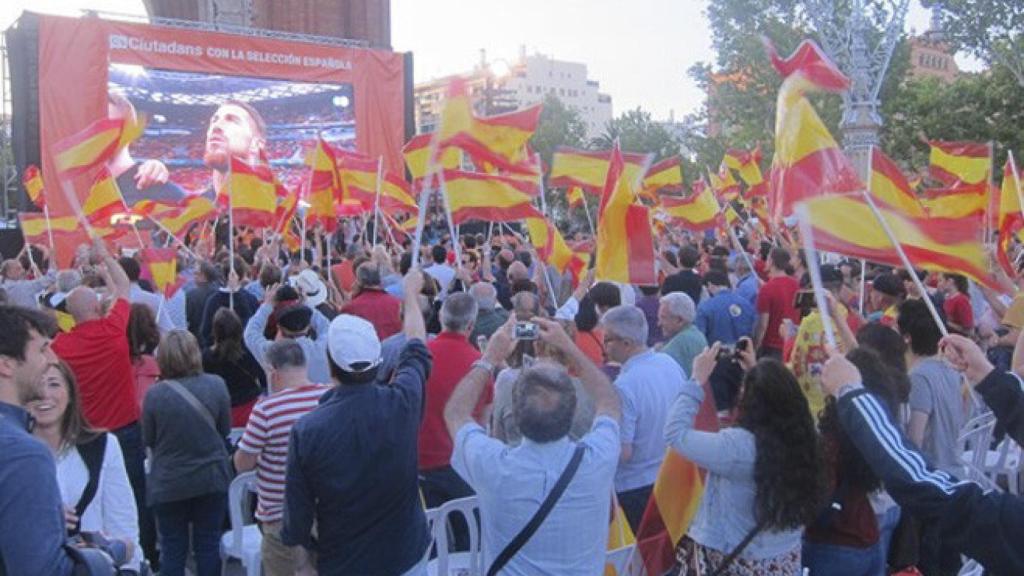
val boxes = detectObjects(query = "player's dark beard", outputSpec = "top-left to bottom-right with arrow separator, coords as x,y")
203,147 -> 229,172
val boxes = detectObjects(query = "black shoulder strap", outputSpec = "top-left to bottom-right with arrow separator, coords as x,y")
486,444 -> 586,576
70,433 -> 108,536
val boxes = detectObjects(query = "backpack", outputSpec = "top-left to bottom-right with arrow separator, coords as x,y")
68,433 -> 108,537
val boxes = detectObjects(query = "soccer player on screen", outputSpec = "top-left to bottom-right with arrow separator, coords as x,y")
203,100 -> 268,198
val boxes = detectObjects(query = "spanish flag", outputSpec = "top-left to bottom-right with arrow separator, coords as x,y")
82,169 -> 129,226
226,156 -> 277,229
402,133 -> 460,183
635,379 -> 720,575
724,146 -> 768,198
642,156 -> 684,195
22,165 -> 46,209
919,185 -> 987,219
869,148 -> 926,216
550,146 -> 650,193
659,182 -> 721,232
307,137 -> 341,232
338,150 -> 381,206
525,216 -> 587,286
275,185 -> 299,235
441,170 -> 542,225
20,213 -> 78,245
53,115 -> 145,178
380,172 -> 418,212
767,39 -> 862,223
139,248 -> 180,298
709,163 -> 741,202
433,78 -> 539,174
996,154 -> 1024,277
148,196 -> 217,238
797,192 -> 996,289
595,143 -> 656,285
928,140 -> 991,188
567,185 -> 585,209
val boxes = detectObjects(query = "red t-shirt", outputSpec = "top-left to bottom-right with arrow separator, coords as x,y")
341,288 -> 402,340
944,292 -> 974,333
418,332 -> 491,471
331,260 -> 356,294
53,299 -> 139,430
756,275 -> 800,351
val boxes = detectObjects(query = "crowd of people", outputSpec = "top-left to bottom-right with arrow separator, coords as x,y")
0,221 -> 1022,576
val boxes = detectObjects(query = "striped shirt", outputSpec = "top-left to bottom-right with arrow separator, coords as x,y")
237,384 -> 330,522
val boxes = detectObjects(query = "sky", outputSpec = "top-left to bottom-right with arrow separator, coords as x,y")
3,0 -> 957,120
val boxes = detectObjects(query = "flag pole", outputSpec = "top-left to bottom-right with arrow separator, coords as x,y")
227,160 -> 235,311
372,156 -> 384,247
987,140 -> 996,245
411,173 -> 433,269
1010,151 -> 1024,222
795,203 -> 837,349
438,171 -> 463,271
536,175 -> 560,309
858,259 -> 867,315
581,195 -> 596,237
860,188 -> 948,337
42,204 -> 55,255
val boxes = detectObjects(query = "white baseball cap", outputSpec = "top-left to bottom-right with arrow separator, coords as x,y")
327,314 -> 382,373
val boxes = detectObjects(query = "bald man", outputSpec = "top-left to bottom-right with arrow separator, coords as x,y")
53,238 -> 154,562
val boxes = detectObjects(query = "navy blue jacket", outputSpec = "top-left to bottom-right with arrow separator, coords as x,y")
0,402 -> 75,575
282,339 -> 432,575
838,374 -> 1024,575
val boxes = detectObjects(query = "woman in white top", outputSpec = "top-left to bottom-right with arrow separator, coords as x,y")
27,360 -> 142,572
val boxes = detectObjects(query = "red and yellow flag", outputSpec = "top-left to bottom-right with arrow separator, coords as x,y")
709,163 -> 741,202
919,185 -> 987,219
642,156 -> 684,195
525,216 -> 588,287
767,39 -> 862,223
724,146 -> 768,199
22,165 -> 46,209
595,143 -> 656,285
20,213 -> 78,245
432,78 -> 540,174
996,154 -> 1024,277
53,115 -> 145,178
442,170 -> 542,225
145,196 -> 217,238
307,137 -> 341,232
797,193 -> 996,288
380,172 -> 418,212
402,133 -> 460,183
226,156 -> 277,229
549,146 -> 650,193
659,181 -> 721,232
337,150 -> 381,207
566,185 -> 585,209
635,380 -> 720,575
869,148 -> 926,216
82,169 -> 129,226
139,248 -> 181,298
928,140 -> 991,188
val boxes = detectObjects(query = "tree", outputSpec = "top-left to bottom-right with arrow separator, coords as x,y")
591,108 -> 680,161
924,0 -> 1024,88
529,94 -> 588,228
881,66 -> 1024,173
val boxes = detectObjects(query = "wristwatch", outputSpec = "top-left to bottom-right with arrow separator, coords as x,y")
471,359 -> 498,378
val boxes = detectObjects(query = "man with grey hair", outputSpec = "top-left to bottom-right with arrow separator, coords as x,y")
658,292 -> 707,378
341,261 -> 402,339
602,304 -> 687,531
235,339 -> 329,576
419,292 -> 484,546
469,282 -> 508,348
444,316 -> 621,575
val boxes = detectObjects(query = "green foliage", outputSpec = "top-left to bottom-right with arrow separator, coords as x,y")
590,108 -> 680,162
924,0 -> 1024,87
530,94 -> 588,170
881,66 -> 1024,172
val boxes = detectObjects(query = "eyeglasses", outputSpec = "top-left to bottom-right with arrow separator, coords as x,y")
603,334 -> 622,346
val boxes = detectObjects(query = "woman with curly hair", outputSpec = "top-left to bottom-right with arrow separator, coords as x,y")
803,347 -> 903,576
665,339 -> 826,575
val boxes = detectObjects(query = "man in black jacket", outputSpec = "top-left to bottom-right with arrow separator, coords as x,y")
821,336 -> 1024,575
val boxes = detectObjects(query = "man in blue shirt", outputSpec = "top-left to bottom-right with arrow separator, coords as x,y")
734,254 -> 759,309
0,305 -> 75,575
696,270 -> 756,345
282,271 -> 432,576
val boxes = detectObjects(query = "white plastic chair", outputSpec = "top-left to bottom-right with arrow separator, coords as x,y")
605,545 -> 639,575
958,412 -> 998,489
982,436 -> 1022,494
957,558 -> 984,576
427,496 -> 482,576
220,471 -> 262,576
422,507 -> 440,564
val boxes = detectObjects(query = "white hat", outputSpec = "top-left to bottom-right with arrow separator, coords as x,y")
291,269 -> 328,308
327,314 -> 382,372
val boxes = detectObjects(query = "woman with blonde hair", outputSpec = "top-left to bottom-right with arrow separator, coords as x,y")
28,360 -> 142,571
142,329 -> 231,576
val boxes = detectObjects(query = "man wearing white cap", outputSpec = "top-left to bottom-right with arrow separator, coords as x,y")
281,270 -> 433,576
